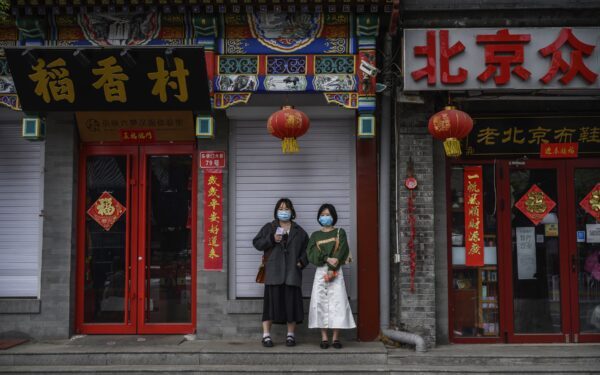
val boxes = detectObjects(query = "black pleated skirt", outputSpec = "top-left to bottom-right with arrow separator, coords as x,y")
262,285 -> 304,324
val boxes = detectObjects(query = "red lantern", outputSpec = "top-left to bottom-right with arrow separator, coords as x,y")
267,105 -> 310,153
427,106 -> 473,157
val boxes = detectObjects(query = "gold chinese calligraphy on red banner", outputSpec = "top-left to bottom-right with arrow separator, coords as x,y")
464,166 -> 484,266
204,171 -> 223,270
87,191 -> 126,231
540,142 -> 578,158
515,184 -> 556,226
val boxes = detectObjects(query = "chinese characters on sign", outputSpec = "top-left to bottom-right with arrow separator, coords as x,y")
464,116 -> 600,157
86,191 -> 126,231
403,28 -> 600,91
540,142 -> 579,158
463,166 -> 484,266
199,151 -> 226,169
204,171 -> 223,270
5,48 -> 210,112
119,129 -> 155,143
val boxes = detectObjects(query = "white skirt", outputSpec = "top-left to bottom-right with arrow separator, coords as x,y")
308,266 -> 356,329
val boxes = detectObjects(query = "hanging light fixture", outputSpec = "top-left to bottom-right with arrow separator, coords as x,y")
427,106 -> 473,157
267,105 -> 310,153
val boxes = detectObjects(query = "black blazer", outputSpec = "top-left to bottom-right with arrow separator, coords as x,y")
253,220 -> 309,287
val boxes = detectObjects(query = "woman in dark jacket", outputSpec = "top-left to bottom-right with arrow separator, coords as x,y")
253,198 -> 309,348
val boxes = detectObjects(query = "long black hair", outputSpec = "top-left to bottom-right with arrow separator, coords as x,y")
273,198 -> 297,221
317,203 -> 338,226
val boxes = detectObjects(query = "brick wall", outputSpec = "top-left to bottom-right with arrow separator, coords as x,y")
391,100 -> 438,347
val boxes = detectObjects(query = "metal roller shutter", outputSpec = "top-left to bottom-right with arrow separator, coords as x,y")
0,111 -> 44,298
230,107 -> 356,299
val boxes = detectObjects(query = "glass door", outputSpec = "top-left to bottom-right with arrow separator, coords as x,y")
76,144 -> 196,334
77,146 -> 138,334
504,160 -> 570,342
566,159 -> 600,343
137,145 -> 196,334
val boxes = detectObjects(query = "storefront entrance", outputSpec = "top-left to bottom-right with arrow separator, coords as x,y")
76,144 -> 196,334
449,159 -> 600,343
504,159 -> 600,343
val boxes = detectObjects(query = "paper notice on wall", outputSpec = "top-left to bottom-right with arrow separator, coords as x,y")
586,224 -> 600,243
516,227 -> 537,280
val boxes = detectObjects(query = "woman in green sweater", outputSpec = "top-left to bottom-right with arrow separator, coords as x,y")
307,203 -> 356,349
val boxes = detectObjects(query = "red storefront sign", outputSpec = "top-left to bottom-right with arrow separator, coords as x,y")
204,170 -> 223,270
404,27 -> 600,91
540,142 -> 579,158
119,129 -> 155,143
86,191 -> 126,231
464,166 -> 484,266
199,151 -> 226,169
580,183 -> 600,221
515,184 -> 556,226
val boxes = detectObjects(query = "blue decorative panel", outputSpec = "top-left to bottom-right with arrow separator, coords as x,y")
22,117 -> 45,140
266,56 -> 306,75
218,56 -> 259,74
315,55 -> 355,74
358,114 -> 376,138
195,115 -> 214,139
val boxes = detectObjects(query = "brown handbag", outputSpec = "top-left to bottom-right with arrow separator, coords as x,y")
256,253 -> 268,284
256,223 -> 277,283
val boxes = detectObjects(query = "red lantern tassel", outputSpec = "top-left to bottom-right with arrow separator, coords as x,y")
407,190 -> 416,293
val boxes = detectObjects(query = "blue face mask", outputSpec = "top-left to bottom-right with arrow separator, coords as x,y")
277,210 -> 291,221
319,215 -> 333,226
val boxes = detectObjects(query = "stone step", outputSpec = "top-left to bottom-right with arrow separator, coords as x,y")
0,364 -> 597,375
390,355 -> 600,366
0,364 -> 389,374
387,344 -> 600,367
390,365 -> 600,374
0,341 -> 386,367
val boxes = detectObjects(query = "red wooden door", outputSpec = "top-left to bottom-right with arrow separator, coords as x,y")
500,158 -> 600,343
76,144 -> 196,334
565,159 -> 600,343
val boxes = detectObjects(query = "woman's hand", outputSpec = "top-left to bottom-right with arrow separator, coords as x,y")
326,257 -> 339,267
274,234 -> 282,243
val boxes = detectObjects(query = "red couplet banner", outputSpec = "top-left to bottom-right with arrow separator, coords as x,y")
204,170 -> 223,270
464,166 -> 484,267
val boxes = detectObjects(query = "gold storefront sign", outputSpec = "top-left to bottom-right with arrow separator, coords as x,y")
76,111 -> 194,142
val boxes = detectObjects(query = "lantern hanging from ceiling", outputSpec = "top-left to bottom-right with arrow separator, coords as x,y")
427,106 -> 473,157
267,105 -> 310,153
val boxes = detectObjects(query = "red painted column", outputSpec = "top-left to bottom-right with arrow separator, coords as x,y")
356,136 -> 380,341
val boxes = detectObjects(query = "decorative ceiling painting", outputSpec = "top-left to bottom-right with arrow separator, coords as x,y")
220,13 -> 355,54
1,7 -> 379,111
55,12 -> 189,46
77,12 -> 161,46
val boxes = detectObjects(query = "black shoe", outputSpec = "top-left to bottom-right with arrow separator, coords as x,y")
332,340 -> 342,349
320,340 -> 329,349
286,335 -> 296,347
262,336 -> 273,348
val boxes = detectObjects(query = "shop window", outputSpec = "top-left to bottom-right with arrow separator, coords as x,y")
450,165 -> 500,338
